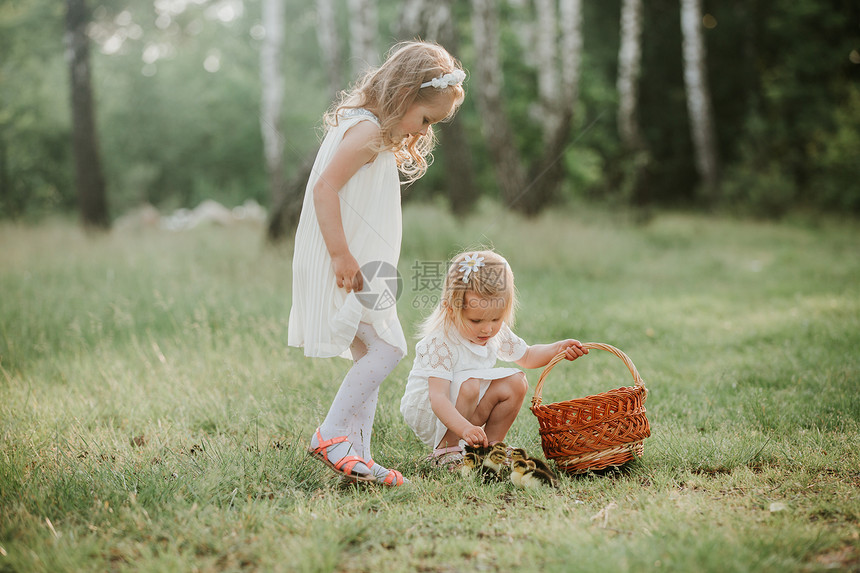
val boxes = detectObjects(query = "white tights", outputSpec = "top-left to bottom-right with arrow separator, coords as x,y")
318,322 -> 404,461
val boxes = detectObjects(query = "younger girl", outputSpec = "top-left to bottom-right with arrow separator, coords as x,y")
400,250 -> 587,466
289,42 -> 466,485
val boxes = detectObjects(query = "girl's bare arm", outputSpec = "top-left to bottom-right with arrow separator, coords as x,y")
312,120 -> 379,292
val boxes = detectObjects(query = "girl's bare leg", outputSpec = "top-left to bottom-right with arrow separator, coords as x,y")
434,377 -> 481,450
470,372 -> 528,444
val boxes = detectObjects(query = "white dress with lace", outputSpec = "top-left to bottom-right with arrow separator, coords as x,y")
288,109 -> 407,359
400,323 -> 529,448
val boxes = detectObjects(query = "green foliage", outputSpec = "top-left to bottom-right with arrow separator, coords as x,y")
808,84 -> 860,212
2,205 -> 859,571
1,0 -> 859,220
708,0 -> 860,215
0,0 -> 72,218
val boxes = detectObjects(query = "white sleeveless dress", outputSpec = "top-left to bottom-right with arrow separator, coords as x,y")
288,109 -> 407,359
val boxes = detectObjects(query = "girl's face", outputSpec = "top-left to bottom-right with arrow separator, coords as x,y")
395,93 -> 456,139
454,291 -> 507,346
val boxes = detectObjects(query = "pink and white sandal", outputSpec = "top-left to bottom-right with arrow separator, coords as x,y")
367,459 -> 408,486
427,445 -> 464,470
308,428 -> 375,483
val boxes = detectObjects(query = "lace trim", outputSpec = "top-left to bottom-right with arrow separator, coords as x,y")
416,337 -> 454,372
341,108 -> 380,125
497,327 -> 526,361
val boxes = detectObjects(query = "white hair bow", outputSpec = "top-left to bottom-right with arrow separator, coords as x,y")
421,69 -> 466,89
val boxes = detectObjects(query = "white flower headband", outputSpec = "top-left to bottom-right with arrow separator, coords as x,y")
420,69 -> 466,89
458,253 -> 485,283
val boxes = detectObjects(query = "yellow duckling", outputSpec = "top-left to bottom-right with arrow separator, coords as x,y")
460,451 -> 481,478
481,449 -> 508,483
510,447 -> 558,481
510,459 -> 535,487
521,464 -> 559,489
464,443 -> 490,464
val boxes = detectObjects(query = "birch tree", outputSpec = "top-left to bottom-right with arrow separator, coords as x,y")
617,0 -> 644,151
471,0 -> 527,207
616,0 -> 652,205
267,0 -> 380,241
316,0 -> 342,99
397,0 -> 477,214
260,0 -> 288,240
347,0 -> 379,75
473,0 -> 582,215
65,0 -> 109,229
680,0 -> 720,197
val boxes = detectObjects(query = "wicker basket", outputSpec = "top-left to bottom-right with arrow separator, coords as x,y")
530,343 -> 650,475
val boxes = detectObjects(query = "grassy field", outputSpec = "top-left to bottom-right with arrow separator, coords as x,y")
1,202 -> 859,572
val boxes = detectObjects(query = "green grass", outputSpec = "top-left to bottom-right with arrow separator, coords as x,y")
1,203 -> 859,572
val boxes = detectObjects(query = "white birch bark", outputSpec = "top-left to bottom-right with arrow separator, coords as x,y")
559,0 -> 582,105
471,0 -> 526,204
534,0 -> 560,141
398,0 -> 425,38
347,0 -> 379,75
397,0 -> 450,42
316,0 -> 341,98
424,1 -> 450,42
506,0 -> 536,67
509,0 -> 580,145
260,0 -> 285,194
617,0 -> 643,149
681,0 -> 720,191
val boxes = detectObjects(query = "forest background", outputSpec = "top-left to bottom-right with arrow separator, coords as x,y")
1,0 -> 859,230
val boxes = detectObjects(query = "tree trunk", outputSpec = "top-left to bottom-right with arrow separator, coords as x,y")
559,0 -> 582,105
508,0 -> 583,216
261,0 -> 290,242
477,0 -> 582,215
65,0 -> 109,230
316,0 -> 342,99
347,0 -> 379,75
617,0 -> 643,151
616,0 -> 652,208
534,0 -> 561,142
267,0 -> 379,242
680,0 -> 720,198
266,160 -> 313,242
397,0 -> 477,215
471,0 -> 527,207
0,139 -> 8,212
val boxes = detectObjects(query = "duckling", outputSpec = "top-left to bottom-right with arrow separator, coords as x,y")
464,443 -> 490,464
460,451 -> 481,478
510,459 -> 535,487
510,447 -> 558,480
481,449 -> 508,483
521,464 -> 559,489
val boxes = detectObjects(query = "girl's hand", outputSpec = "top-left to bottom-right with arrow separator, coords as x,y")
332,254 -> 363,293
460,424 -> 488,448
558,339 -> 588,361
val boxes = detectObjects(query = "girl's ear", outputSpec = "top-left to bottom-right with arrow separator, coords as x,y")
441,299 -> 456,319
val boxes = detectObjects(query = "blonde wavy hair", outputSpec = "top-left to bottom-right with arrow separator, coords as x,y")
419,250 -> 517,338
324,41 -> 466,183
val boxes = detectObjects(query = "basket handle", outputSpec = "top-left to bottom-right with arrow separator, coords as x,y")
531,342 -> 645,408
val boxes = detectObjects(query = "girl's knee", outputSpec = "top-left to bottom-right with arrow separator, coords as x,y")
459,378 -> 481,402
507,372 -> 528,399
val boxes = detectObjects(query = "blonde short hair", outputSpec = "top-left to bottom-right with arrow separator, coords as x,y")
324,41 -> 466,183
420,250 -> 517,337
